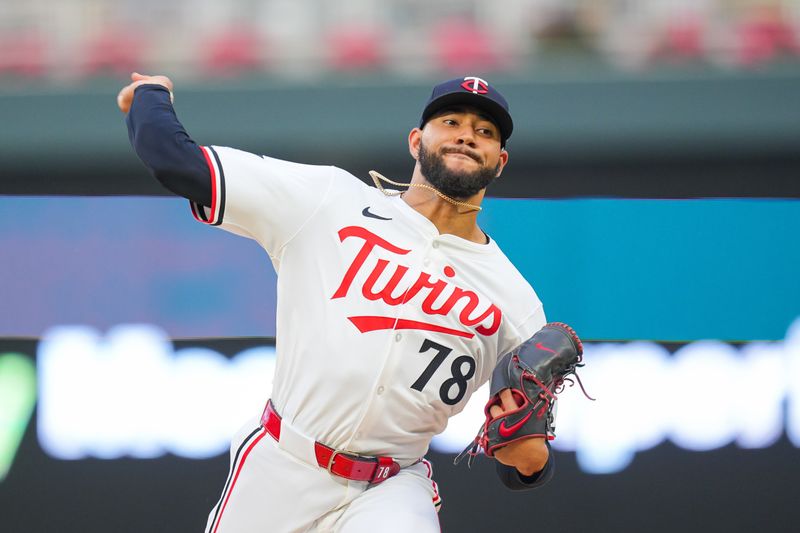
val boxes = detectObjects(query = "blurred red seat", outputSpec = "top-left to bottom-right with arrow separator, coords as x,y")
0,30 -> 48,77
432,18 -> 502,73
201,27 -> 266,76
663,15 -> 706,60
80,27 -> 146,76
327,26 -> 385,70
735,6 -> 799,66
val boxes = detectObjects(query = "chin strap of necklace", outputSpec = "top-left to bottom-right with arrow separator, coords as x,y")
368,170 -> 482,212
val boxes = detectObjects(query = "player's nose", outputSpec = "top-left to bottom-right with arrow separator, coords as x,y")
454,128 -> 477,147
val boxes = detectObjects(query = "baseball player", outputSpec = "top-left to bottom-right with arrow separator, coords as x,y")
117,73 -> 580,532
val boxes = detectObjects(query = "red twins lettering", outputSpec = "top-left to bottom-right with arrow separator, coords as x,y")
331,226 -> 502,337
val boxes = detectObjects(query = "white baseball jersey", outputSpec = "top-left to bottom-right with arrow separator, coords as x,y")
191,145 -> 546,463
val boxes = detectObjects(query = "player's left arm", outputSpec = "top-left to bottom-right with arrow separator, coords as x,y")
457,323 -> 586,490
494,444 -> 555,491
489,389 -> 551,477
488,389 -> 555,490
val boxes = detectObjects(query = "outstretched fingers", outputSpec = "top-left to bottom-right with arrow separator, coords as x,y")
488,388 -> 520,418
117,73 -> 175,114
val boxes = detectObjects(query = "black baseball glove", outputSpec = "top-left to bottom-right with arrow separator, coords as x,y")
456,322 -> 590,466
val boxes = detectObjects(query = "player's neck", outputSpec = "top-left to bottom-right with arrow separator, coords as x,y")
401,181 -> 487,244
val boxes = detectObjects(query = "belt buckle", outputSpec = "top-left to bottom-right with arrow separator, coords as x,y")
326,450 -> 342,474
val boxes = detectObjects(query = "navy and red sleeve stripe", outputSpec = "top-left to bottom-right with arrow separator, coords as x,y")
189,146 -> 225,226
126,84 -> 213,208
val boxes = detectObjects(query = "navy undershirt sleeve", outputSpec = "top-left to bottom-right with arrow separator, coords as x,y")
494,443 -> 555,491
126,84 -> 212,207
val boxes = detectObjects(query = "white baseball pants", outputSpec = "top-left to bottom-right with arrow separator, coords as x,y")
205,418 -> 441,533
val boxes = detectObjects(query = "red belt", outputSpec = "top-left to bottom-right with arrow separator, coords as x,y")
260,400 -> 401,484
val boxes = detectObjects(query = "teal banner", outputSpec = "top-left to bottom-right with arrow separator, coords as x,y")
2,197 -> 797,341
481,198 -> 800,341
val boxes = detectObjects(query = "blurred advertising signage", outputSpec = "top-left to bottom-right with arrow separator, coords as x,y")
0,353 -> 36,481
36,321 -> 800,474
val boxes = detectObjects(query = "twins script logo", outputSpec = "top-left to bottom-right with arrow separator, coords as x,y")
331,226 -> 502,339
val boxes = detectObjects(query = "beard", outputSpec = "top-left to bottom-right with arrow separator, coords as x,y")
418,141 -> 500,199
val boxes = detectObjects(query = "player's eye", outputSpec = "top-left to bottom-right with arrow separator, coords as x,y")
477,126 -> 499,139
443,118 -> 458,126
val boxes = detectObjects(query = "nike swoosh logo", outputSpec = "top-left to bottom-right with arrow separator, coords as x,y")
535,342 -> 556,354
362,207 -> 392,221
498,410 -> 534,438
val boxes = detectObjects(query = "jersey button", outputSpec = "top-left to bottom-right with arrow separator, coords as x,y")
395,333 -> 402,342
377,386 -> 385,395
432,241 -> 440,249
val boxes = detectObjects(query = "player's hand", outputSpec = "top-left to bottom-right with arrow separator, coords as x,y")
117,72 -> 174,114
488,389 -> 549,476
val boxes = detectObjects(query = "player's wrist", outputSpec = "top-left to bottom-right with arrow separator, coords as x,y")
133,82 -> 174,103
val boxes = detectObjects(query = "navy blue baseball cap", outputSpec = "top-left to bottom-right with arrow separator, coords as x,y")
419,76 -> 513,146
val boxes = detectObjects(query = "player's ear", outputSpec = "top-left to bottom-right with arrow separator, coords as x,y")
495,149 -> 509,178
408,128 -> 423,160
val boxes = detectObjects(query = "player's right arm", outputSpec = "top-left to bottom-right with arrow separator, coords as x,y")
118,72 -> 212,207
117,72 -> 338,254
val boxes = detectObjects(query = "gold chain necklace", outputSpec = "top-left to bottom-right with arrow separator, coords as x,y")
368,170 -> 482,212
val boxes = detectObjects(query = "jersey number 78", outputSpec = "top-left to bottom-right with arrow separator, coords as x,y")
410,339 -> 476,405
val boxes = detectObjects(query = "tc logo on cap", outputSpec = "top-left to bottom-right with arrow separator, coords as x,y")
461,76 -> 489,95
